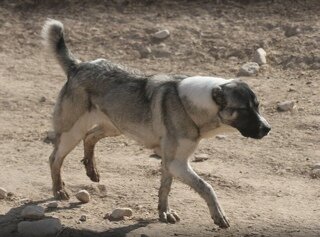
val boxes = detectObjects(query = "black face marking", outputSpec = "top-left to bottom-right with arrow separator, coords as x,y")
218,81 -> 270,139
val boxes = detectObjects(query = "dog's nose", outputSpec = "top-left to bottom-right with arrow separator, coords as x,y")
261,124 -> 271,135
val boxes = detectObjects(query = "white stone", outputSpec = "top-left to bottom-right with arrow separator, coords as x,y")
18,218 -> 62,237
76,190 -> 90,203
110,208 -> 133,219
253,48 -> 267,65
238,62 -> 260,76
0,187 -> 7,199
277,101 -> 295,112
21,205 -> 45,220
153,29 -> 170,39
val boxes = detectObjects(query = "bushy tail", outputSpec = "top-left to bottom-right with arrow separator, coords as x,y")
41,19 -> 78,75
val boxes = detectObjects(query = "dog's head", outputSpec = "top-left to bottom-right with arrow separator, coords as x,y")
212,80 -> 271,139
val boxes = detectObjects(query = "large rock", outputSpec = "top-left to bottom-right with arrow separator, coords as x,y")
21,205 -> 45,220
18,218 -> 62,237
253,48 -> 267,65
238,62 -> 260,76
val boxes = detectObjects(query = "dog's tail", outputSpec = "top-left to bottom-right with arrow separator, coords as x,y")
41,19 -> 78,75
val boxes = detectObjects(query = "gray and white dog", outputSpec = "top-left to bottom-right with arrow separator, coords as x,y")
42,19 -> 270,228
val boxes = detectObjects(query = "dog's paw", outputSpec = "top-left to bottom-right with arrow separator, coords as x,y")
54,189 -> 70,200
159,210 -> 180,224
213,214 -> 230,229
87,170 -> 100,182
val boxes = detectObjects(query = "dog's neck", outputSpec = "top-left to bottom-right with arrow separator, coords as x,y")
179,98 -> 230,138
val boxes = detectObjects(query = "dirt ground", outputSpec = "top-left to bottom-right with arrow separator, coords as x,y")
0,1 -> 319,236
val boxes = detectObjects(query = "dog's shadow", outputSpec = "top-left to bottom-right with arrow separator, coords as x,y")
0,197 -> 154,237
60,220 -> 152,237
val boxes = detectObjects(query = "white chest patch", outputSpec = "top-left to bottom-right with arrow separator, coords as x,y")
178,76 -> 233,110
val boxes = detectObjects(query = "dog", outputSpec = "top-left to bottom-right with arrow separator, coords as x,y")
42,19 -> 271,229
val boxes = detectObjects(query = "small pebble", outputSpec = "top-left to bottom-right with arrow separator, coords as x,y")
0,187 -> 8,199
277,101 -> 295,112
39,96 -> 46,103
310,169 -> 320,179
311,163 -> 320,170
79,214 -> 87,222
47,201 -> 58,209
76,190 -> 91,203
253,48 -> 267,65
153,29 -> 170,39
216,135 -> 227,140
193,153 -> 209,162
108,208 -> 133,220
238,62 -> 260,77
138,46 -> 152,58
21,205 -> 45,220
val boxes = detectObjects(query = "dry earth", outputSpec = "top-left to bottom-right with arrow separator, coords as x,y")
0,1 -> 319,236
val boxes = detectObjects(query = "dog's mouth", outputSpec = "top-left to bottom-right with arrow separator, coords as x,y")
240,125 -> 271,140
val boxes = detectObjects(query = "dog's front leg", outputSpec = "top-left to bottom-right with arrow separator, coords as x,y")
161,138 -> 230,228
158,157 -> 180,223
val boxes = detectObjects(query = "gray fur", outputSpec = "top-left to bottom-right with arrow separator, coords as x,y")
43,19 -> 270,229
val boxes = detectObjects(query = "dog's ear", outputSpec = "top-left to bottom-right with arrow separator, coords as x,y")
212,86 -> 227,109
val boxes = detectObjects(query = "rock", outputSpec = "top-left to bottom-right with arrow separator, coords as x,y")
0,187 -> 7,199
18,218 -> 62,237
138,46 -> 152,58
253,48 -> 267,65
310,164 -> 320,179
310,169 -> 320,179
311,163 -> 320,170
79,214 -> 87,222
108,208 -> 133,220
193,153 -> 209,162
76,190 -> 90,203
277,101 -> 295,112
21,205 -> 45,220
153,29 -> 170,40
39,96 -> 46,103
216,135 -> 227,140
238,62 -> 260,77
43,131 -> 55,144
47,201 -> 58,208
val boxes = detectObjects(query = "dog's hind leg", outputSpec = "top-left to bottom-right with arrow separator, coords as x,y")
82,120 -> 121,182
49,113 -> 91,200
82,126 -> 107,182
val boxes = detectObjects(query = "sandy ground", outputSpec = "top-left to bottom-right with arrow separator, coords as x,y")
0,1 -> 319,236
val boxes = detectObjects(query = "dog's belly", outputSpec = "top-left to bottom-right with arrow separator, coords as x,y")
118,123 -> 160,148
